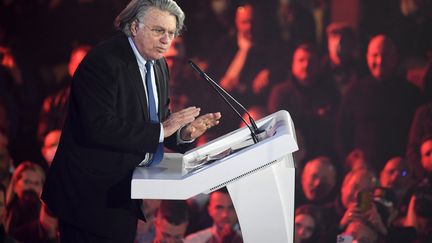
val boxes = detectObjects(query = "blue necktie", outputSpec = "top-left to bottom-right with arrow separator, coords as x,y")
145,61 -> 164,166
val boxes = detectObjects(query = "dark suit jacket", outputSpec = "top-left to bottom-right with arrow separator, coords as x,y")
41,34 -> 189,238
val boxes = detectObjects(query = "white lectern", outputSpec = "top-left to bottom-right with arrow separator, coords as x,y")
132,110 -> 298,243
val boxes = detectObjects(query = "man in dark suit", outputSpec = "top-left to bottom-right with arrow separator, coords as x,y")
41,0 -> 221,242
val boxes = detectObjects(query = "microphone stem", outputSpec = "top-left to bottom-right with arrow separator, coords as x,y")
189,60 -> 260,143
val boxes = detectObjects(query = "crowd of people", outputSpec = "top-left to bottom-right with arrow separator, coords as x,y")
0,0 -> 432,242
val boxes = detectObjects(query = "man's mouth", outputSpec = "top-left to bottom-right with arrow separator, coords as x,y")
156,47 -> 167,53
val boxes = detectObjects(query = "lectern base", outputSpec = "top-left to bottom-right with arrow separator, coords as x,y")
227,155 -> 295,243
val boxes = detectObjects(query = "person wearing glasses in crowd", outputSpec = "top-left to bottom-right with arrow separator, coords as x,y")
41,0 -> 221,242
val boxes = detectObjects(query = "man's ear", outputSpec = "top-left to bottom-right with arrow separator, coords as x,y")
131,21 -> 139,37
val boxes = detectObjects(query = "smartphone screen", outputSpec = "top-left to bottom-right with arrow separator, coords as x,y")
337,234 -> 353,243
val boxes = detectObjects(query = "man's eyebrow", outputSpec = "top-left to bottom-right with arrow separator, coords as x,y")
151,24 -> 176,31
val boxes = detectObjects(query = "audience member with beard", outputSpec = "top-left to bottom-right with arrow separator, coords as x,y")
322,22 -> 363,98
5,161 -> 45,236
268,44 -> 340,158
297,156 -> 338,207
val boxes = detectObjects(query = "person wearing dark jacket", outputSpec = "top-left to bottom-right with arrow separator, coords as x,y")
41,1 -> 221,242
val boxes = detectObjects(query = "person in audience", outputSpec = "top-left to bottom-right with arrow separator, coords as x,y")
37,44 -> 91,141
153,200 -> 189,243
406,103 -> 432,179
294,204 -> 323,243
339,169 -> 378,224
40,129 -> 61,169
216,3 -> 255,94
419,136 -> 432,174
185,187 -> 242,243
298,156 -> 338,206
135,199 -> 161,243
402,139 -> 432,242
343,148 -> 370,172
379,156 -> 414,214
208,2 -> 276,113
322,22 -> 361,97
268,43 -> 340,157
321,168 -> 377,241
337,34 -> 423,171
372,187 -> 418,242
277,1 -> 316,48
5,161 -> 45,235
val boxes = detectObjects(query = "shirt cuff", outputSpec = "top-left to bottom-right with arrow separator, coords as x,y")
177,125 -> 195,145
138,123 -> 163,167
159,123 -> 164,143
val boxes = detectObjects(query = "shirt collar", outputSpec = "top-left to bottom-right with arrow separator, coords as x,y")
128,37 -> 154,69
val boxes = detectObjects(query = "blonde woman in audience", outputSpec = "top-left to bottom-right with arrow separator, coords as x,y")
5,161 -> 45,235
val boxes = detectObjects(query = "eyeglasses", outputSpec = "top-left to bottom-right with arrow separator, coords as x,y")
138,21 -> 177,39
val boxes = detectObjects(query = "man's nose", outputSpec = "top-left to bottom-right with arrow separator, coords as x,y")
221,208 -> 230,217
160,33 -> 169,44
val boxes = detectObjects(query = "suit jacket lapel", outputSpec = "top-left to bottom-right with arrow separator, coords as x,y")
153,62 -> 165,121
127,60 -> 149,121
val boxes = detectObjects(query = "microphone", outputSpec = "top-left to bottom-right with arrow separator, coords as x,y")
189,60 -> 263,144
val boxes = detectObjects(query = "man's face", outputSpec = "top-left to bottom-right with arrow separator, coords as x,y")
294,214 -> 315,243
301,160 -> 336,202
292,48 -> 319,86
421,139 -> 432,173
208,192 -> 238,230
154,217 -> 187,243
15,170 -> 44,199
235,5 -> 253,40
367,36 -> 397,81
380,157 -> 410,190
131,7 -> 177,60
41,129 -> 61,166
